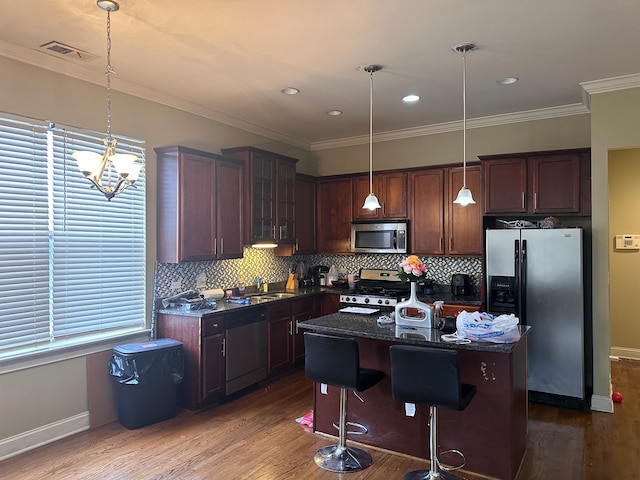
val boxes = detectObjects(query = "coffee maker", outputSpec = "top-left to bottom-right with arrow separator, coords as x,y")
312,265 -> 330,286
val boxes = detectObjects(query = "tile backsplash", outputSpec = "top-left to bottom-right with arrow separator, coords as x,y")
154,248 -> 482,301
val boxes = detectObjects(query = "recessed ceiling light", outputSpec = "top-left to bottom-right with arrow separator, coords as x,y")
497,77 -> 519,85
327,110 -> 342,116
281,87 -> 300,95
403,94 -> 420,103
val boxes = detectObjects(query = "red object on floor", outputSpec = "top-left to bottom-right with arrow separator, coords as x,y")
299,410 -> 314,427
612,391 -> 624,403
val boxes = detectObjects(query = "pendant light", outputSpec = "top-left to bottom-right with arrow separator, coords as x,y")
362,65 -> 382,210
452,42 -> 476,206
72,0 -> 143,201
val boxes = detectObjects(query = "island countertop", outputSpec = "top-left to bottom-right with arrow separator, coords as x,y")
297,312 -> 529,353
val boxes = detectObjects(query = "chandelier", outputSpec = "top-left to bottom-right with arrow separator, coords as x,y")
72,0 -> 143,201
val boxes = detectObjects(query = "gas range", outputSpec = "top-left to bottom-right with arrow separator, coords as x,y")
339,268 -> 410,311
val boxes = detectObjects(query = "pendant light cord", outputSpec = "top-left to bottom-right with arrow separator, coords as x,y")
369,69 -> 374,195
462,48 -> 467,188
105,8 -> 114,142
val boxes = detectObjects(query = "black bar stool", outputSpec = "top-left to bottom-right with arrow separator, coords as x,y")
303,332 -> 384,473
389,345 -> 477,480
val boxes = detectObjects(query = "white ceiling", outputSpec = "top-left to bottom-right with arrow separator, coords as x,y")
1,0 -> 640,150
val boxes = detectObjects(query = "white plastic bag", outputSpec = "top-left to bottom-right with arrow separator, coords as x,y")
456,311 -> 521,343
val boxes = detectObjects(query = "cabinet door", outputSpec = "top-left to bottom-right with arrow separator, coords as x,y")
409,169 -> 445,255
179,153 -> 216,262
277,160 -> 296,244
266,303 -> 293,377
352,174 -> 378,220
352,172 -> 408,220
530,154 -> 580,213
251,153 -> 276,243
380,171 -> 408,218
202,333 -> 225,401
483,158 -> 528,214
318,178 -> 353,253
291,296 -> 321,366
321,293 -> 340,315
215,159 -> 244,259
295,175 -> 317,253
447,166 -> 482,255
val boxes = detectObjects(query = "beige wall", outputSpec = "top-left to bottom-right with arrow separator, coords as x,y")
609,149 -> 640,349
590,87 -> 640,407
311,115 -> 591,176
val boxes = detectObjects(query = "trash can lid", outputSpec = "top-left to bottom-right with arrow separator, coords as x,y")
113,338 -> 182,355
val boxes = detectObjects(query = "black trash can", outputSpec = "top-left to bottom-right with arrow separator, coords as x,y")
108,338 -> 184,429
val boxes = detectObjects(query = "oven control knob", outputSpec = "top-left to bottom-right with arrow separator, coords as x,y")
384,299 -> 390,305
343,296 -> 350,302
364,298 -> 370,303
377,299 -> 383,305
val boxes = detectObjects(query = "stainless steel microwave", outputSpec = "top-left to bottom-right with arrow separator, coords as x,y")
350,221 -> 408,254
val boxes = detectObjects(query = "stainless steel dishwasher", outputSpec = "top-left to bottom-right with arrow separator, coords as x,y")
225,306 -> 267,395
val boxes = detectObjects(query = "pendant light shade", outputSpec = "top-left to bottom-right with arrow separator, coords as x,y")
453,42 -> 476,206
362,65 -> 382,211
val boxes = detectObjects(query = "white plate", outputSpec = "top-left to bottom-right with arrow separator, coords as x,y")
339,307 -> 380,315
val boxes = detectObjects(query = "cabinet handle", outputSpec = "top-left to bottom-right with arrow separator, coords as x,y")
272,225 -> 276,240
288,320 -> 293,336
521,192 -> 525,210
534,192 -> 537,210
220,237 -> 224,255
439,237 -> 443,251
449,237 -> 453,251
213,238 -> 217,255
295,238 -> 299,252
295,320 -> 299,335
221,338 -> 226,357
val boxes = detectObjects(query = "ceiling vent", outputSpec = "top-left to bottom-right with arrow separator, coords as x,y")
39,41 -> 98,62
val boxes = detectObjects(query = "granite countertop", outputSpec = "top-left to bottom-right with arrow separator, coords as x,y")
298,312 -> 529,353
157,286 -> 327,317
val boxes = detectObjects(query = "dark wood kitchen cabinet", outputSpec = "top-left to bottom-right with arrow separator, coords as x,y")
156,312 -> 226,411
317,177 -> 353,253
481,148 -> 591,215
155,145 -> 244,263
266,296 -> 320,377
352,172 -> 408,220
221,146 -> 298,246
294,174 -> 317,253
409,165 -> 482,256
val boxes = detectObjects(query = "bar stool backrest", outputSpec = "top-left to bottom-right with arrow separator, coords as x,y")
390,345 -> 471,411
304,332 -> 359,389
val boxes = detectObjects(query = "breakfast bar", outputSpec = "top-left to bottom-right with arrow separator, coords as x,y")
298,313 -> 530,480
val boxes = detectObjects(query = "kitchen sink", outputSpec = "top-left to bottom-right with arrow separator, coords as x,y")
263,292 -> 296,299
246,292 -> 297,302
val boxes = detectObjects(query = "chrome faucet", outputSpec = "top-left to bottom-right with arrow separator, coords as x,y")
254,276 -> 264,291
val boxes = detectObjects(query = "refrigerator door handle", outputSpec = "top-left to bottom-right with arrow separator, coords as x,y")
521,239 -> 527,321
514,239 -> 522,320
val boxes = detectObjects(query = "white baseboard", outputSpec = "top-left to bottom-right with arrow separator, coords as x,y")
610,346 -> 640,360
0,412 -> 90,461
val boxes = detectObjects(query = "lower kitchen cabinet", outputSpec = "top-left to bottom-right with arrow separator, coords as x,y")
266,295 -> 321,377
321,292 -> 340,315
157,313 -> 226,411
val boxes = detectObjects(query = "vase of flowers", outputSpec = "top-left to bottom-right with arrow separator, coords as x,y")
395,255 -> 435,328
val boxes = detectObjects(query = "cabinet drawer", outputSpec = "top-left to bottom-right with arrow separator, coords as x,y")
202,315 -> 225,336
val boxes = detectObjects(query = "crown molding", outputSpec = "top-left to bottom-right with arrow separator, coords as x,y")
579,73 -> 640,109
309,103 -> 589,151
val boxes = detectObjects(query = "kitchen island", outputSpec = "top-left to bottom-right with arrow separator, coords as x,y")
298,313 -> 530,480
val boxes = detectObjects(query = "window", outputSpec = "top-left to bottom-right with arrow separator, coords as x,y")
0,113 -> 146,361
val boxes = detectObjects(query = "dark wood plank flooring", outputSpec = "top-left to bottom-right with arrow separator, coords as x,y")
1,359 -> 638,479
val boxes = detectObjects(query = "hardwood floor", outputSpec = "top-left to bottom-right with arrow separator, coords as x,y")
1,359 -> 639,480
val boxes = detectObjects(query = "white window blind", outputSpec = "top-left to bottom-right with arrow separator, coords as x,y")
0,112 -> 146,360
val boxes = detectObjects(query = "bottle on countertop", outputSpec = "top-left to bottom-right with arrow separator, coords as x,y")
237,275 -> 245,296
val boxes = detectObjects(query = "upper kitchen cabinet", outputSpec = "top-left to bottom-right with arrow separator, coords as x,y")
294,174 -> 317,254
221,146 -> 298,245
317,177 -> 352,253
481,148 -> 591,215
352,172 -> 408,220
409,165 -> 482,256
155,145 -> 244,263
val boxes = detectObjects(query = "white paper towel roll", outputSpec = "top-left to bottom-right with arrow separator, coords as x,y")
200,288 -> 225,300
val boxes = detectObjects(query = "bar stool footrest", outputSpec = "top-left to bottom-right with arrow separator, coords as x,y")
332,420 -> 369,435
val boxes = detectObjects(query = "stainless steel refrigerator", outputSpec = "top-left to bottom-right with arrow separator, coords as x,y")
485,228 -> 585,408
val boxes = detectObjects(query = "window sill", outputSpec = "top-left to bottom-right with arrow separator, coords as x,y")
0,329 -> 151,375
